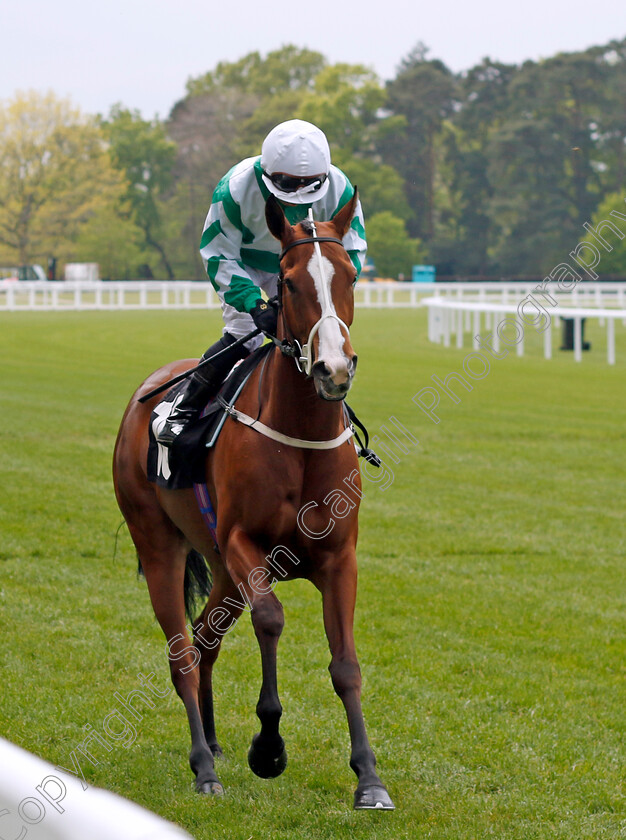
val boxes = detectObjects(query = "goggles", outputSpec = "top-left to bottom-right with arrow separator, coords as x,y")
263,170 -> 328,194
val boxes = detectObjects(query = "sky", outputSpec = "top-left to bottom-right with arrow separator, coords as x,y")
1,0 -> 625,120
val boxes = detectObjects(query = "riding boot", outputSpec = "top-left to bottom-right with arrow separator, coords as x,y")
155,333 -> 249,447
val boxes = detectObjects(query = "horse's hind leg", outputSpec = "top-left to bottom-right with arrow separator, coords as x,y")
193,566 -> 246,757
225,529 -> 287,779
128,519 -> 223,795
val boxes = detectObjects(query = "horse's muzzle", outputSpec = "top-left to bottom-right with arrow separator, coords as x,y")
312,356 -> 358,401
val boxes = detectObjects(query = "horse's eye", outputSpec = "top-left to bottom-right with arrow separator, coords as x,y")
284,278 -> 296,293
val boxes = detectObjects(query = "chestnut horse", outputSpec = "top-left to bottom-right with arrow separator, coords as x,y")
112,191 -> 394,810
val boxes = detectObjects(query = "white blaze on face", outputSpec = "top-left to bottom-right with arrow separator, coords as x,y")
307,252 -> 350,381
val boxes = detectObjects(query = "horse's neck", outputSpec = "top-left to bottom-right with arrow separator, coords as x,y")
261,348 -> 344,440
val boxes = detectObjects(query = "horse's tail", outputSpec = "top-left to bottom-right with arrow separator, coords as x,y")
183,549 -> 213,621
137,549 -> 213,621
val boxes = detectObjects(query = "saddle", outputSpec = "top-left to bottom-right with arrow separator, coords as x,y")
147,343 -> 273,490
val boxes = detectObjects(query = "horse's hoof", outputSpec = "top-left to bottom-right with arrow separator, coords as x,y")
196,781 -> 224,796
354,785 -> 395,810
209,743 -> 224,759
247,734 -> 287,779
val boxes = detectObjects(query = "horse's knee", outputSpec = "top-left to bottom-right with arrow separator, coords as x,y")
329,657 -> 361,698
251,598 -> 284,640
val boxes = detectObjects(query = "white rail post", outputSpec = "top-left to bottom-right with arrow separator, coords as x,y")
544,321 -> 552,359
516,312 -> 524,357
492,312 -> 500,354
574,316 -> 582,362
607,317 -> 615,365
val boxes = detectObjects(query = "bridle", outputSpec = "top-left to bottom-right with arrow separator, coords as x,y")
276,211 -> 352,376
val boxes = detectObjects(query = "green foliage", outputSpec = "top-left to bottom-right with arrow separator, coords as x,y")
382,46 -> 458,241
72,203 -> 147,280
440,60 -> 517,274
0,91 -> 127,266
584,191 -> 626,274
4,38 -> 626,278
332,150 -> 412,221
365,210 -> 426,278
298,64 -> 387,154
103,105 -> 177,278
186,45 -> 326,99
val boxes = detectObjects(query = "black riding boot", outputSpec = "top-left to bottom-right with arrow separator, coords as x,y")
155,333 -> 249,447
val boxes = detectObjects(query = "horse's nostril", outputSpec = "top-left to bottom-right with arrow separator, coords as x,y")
313,361 -> 332,378
350,355 -> 358,373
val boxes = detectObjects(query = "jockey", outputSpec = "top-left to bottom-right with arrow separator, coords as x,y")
156,119 -> 367,447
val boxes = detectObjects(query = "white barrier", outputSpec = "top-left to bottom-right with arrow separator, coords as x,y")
424,296 -> 626,364
2,279 -> 626,312
0,281 -> 222,311
0,738 -> 193,840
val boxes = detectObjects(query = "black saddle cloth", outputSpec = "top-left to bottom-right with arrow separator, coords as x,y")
147,343 -> 273,489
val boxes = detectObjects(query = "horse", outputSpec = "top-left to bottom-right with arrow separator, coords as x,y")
112,190 -> 395,811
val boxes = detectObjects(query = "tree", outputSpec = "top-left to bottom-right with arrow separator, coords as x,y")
72,202 -> 147,280
383,45 -> 457,241
103,105 -> 177,279
331,150 -> 412,221
440,59 -> 518,274
0,91 -> 126,265
186,45 -> 326,99
485,50 -> 610,273
174,49 -> 398,275
583,192 -> 626,275
593,38 -> 626,193
365,211 -> 426,278
166,89 -> 260,277
298,64 -> 387,155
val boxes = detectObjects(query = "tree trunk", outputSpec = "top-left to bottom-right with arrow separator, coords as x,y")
146,230 -> 175,280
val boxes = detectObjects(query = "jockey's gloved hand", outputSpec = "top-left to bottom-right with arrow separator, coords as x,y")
250,299 -> 278,336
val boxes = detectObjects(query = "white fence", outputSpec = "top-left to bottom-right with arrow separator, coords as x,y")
2,279 -> 626,312
424,296 -> 626,364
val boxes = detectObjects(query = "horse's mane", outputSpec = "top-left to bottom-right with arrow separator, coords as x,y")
300,219 -> 315,235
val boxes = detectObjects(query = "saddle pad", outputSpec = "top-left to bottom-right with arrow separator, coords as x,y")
147,342 -> 273,490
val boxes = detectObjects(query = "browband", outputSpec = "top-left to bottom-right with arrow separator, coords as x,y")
279,236 -> 344,261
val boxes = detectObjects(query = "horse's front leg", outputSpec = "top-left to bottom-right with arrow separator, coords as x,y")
226,528 -> 287,778
313,551 -> 395,810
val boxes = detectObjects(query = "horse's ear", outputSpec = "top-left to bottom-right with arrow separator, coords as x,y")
265,195 -> 292,244
332,187 -> 359,238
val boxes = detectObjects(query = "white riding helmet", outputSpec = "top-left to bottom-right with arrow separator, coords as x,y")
261,119 -> 331,204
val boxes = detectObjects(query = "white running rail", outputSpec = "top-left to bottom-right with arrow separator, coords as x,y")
423,295 -> 626,364
2,280 -> 626,312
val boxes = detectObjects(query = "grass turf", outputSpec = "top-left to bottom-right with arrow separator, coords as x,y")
0,306 -> 624,839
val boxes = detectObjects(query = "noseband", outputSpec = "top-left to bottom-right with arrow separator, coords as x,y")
277,214 -> 351,376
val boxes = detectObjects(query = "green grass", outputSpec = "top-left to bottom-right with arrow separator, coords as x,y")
1,307 -> 624,839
